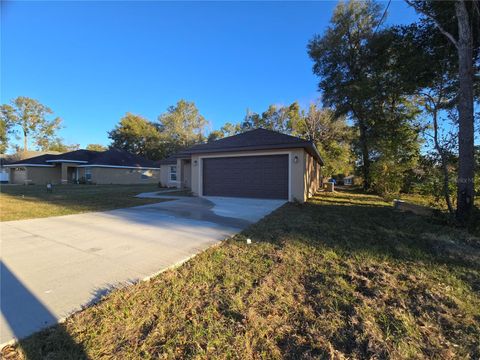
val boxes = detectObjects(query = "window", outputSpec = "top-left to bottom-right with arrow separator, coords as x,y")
169,166 -> 177,181
141,170 -> 153,179
85,168 -> 92,181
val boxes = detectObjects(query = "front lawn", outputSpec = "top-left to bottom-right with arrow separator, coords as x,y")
3,190 -> 480,359
0,184 -> 167,221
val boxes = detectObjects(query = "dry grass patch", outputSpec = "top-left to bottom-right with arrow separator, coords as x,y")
3,190 -> 479,359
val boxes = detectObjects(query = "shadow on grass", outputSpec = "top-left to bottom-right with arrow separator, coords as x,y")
243,197 -> 480,271
0,261 -> 88,360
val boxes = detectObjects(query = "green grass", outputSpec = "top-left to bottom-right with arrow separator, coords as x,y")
0,184 -> 168,221
3,190 -> 480,359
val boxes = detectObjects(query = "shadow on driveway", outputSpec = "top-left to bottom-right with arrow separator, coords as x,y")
1,261 -> 87,359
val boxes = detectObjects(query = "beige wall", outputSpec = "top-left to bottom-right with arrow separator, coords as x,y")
90,167 -> 160,184
304,152 -> 322,200
10,168 -> 27,184
159,164 -> 179,188
10,166 -> 61,185
190,148 -> 308,202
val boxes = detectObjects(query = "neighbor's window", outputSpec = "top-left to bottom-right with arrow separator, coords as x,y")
141,170 -> 153,179
85,168 -> 92,181
169,166 -> 177,181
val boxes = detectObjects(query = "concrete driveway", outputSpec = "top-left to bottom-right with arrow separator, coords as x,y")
0,196 -> 285,345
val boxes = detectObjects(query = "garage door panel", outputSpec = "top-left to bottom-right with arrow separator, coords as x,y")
202,155 -> 288,199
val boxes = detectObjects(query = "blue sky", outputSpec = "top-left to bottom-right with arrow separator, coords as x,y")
1,1 -> 418,150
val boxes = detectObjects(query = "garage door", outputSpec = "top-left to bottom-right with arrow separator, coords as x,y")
202,155 -> 289,199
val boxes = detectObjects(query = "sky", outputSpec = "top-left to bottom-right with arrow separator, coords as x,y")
1,1 -> 419,150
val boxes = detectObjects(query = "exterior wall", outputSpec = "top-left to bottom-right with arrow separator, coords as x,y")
190,148 -> 306,202
159,164 -> 179,188
304,152 -> 322,200
89,167 -> 160,184
10,166 -> 61,185
28,166 -> 62,185
10,168 -> 27,184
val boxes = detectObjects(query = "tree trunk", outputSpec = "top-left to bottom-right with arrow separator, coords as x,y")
432,107 -> 455,215
455,0 -> 475,222
358,120 -> 371,190
23,129 -> 28,153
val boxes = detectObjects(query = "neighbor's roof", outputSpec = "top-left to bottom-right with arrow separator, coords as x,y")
6,149 -> 159,169
158,154 -> 178,165
176,128 -> 324,165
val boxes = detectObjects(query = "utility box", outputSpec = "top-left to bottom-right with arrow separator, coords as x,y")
325,182 -> 335,192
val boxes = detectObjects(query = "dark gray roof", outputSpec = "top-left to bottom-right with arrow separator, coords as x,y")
159,155 -> 178,165
176,128 -> 324,165
7,149 -> 159,168
90,149 -> 158,168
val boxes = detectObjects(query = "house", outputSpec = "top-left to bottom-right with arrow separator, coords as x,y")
5,148 -> 159,185
343,175 -> 354,186
159,128 -> 324,202
1,151 -> 62,184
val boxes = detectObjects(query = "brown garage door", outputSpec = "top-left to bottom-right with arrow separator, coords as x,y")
202,155 -> 289,199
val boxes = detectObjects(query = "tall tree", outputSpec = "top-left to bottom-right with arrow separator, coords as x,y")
0,97 -> 62,152
157,100 -> 209,154
308,0 -> 384,189
405,0 -> 479,220
292,103 -> 355,177
108,113 -> 163,160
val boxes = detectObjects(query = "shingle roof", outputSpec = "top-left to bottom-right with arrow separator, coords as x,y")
176,128 -> 323,164
6,149 -> 159,168
89,149 -> 158,168
159,155 -> 178,165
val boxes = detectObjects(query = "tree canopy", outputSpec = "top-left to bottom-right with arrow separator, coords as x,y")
0,97 -> 62,152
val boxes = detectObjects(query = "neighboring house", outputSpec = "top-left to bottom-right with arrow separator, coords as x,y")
0,157 -> 10,183
343,175 -> 354,186
159,128 -> 324,202
5,148 -> 159,185
1,151 -> 62,184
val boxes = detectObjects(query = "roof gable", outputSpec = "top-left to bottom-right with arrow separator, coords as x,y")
176,128 -> 323,165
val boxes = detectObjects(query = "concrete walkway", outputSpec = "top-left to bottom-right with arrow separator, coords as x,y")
0,196 -> 285,345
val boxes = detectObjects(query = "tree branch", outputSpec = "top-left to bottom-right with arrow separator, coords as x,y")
404,0 -> 459,49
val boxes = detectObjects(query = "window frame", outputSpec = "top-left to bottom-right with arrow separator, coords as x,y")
169,166 -> 177,181
85,168 -> 92,181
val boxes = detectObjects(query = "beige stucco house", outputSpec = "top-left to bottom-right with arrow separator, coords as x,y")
5,148 -> 160,185
159,128 -> 323,203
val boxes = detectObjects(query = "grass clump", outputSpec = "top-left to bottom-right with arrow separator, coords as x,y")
3,189 -> 479,359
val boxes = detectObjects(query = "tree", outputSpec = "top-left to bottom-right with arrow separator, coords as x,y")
0,118 -> 10,153
157,100 -> 209,154
108,113 -> 163,160
308,0 -> 384,189
241,103 -> 301,133
45,138 -> 80,152
220,122 -> 242,137
292,103 -> 355,177
405,0 -> 480,221
207,130 -> 225,143
86,144 -> 107,151
0,97 -> 62,152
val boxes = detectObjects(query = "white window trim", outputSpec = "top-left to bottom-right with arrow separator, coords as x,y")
197,151 -> 292,201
